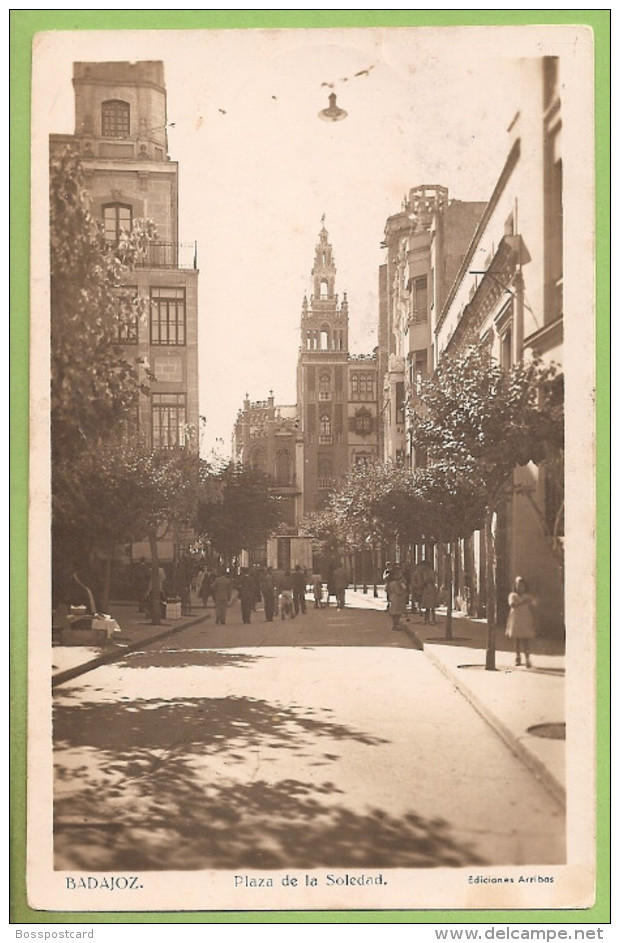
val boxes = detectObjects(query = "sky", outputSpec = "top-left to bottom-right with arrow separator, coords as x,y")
32,25 -> 562,457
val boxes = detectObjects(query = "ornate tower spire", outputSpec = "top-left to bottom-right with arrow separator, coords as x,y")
311,219 -> 336,301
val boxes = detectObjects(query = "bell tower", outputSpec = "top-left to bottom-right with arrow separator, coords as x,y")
297,219 -> 350,518
301,218 -> 349,356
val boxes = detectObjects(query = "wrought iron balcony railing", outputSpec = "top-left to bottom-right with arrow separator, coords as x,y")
135,241 -> 198,270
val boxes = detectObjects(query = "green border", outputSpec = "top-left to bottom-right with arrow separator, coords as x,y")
10,7 -> 610,926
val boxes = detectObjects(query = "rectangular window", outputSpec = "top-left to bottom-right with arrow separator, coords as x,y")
150,287 -> 186,346
103,203 -> 132,245
412,276 -> 428,324
102,100 -> 130,138
410,349 -> 428,395
151,393 -> 187,448
396,381 -> 405,424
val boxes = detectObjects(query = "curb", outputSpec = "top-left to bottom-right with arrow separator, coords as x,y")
51,611 -> 212,688
401,624 -> 566,810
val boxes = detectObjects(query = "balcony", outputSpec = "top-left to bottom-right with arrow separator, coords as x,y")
135,241 -> 198,270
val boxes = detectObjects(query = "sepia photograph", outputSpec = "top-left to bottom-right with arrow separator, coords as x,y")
16,12 -> 605,920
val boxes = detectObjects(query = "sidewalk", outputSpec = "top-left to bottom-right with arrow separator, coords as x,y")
52,587 -> 566,807
52,600 -> 213,686
347,586 -> 566,807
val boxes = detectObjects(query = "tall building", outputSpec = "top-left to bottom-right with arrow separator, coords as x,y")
232,221 -> 379,572
297,222 -> 379,517
433,57 -> 564,632
50,61 -> 200,450
379,186 -> 486,465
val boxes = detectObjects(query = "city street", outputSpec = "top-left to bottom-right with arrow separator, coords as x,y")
53,598 -> 565,872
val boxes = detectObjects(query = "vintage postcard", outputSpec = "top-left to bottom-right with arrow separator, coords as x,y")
16,12 -> 605,922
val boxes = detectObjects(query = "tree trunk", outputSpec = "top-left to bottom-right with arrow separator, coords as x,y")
444,542 -> 453,641
148,530 -> 162,625
373,546 -> 379,597
100,542 -> 114,613
484,507 -> 497,670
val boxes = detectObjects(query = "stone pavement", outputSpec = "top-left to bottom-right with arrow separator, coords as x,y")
52,585 -> 566,808
347,587 -> 566,807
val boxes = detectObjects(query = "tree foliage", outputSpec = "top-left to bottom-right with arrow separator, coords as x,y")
53,433 -> 219,611
195,463 -> 285,563
411,346 -> 564,507
411,346 -> 564,666
50,149 -> 155,463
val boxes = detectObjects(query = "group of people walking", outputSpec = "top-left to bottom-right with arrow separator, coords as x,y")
192,563 -> 349,625
137,555 -> 539,668
384,560 -> 439,632
384,561 -> 539,667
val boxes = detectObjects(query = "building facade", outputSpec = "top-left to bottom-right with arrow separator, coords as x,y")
50,61 -> 200,451
233,223 -> 379,570
433,57 -> 564,631
379,186 -> 486,465
296,223 -> 379,517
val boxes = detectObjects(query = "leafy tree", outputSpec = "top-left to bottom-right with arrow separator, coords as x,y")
411,346 -> 564,669
53,433 -> 218,621
411,463 -> 486,639
50,149 -> 154,463
195,463 -> 284,565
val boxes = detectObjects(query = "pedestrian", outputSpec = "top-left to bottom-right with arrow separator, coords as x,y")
409,563 -> 425,614
326,567 -> 336,607
260,567 -> 276,622
198,568 -> 213,608
292,564 -> 307,615
383,561 -> 393,610
250,566 -> 262,612
176,553 -> 193,616
333,563 -> 348,609
236,567 -> 255,624
134,558 -> 150,613
279,569 -> 295,619
312,572 -> 323,609
386,567 -> 408,631
421,564 -> 439,624
211,568 -> 233,625
506,576 -> 537,668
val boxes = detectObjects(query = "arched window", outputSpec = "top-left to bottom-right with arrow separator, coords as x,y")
103,203 -> 132,244
319,414 -> 332,443
320,279 -> 328,299
102,100 -> 130,138
320,325 -> 330,350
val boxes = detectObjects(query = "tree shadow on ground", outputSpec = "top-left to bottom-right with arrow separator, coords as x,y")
54,695 -> 486,870
421,630 -> 565,659
55,774 -> 486,871
54,695 -> 385,752
116,650 -> 264,670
